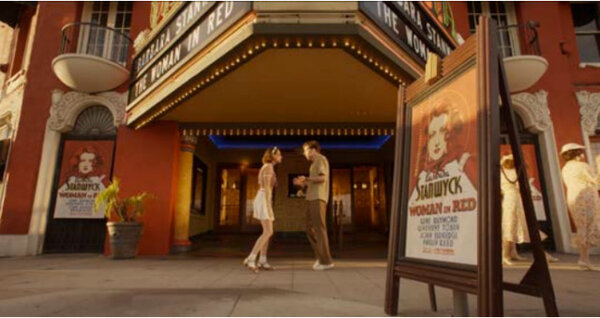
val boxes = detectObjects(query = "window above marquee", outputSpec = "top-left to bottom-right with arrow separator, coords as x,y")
80,2 -> 133,66
467,1 -> 520,57
571,2 -> 600,64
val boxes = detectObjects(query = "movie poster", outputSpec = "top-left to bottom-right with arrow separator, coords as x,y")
405,67 -> 479,266
500,144 -> 547,221
53,140 -> 115,219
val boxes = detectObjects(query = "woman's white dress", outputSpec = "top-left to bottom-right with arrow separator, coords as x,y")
561,160 -> 600,247
501,168 -> 529,243
253,163 -> 275,221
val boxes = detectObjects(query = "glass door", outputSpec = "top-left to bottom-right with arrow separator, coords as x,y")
242,168 -> 261,232
331,168 -> 353,227
216,166 -> 241,231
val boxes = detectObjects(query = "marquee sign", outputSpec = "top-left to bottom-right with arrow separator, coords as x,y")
359,1 -> 455,66
134,2 -> 217,75
130,1 -> 252,102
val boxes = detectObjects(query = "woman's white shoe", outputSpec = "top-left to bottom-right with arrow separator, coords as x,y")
258,262 -> 274,270
545,252 -> 559,263
243,257 -> 259,272
313,263 -> 335,271
577,260 -> 594,271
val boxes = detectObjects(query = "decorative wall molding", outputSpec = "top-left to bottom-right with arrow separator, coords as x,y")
511,90 -> 551,133
576,90 -> 600,135
48,90 -> 127,132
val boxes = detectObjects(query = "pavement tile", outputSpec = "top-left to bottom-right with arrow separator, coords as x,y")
0,253 -> 598,316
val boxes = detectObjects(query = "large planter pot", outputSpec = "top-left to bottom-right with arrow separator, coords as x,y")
107,222 -> 143,259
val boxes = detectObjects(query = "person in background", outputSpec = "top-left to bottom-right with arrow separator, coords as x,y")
560,143 -> 600,270
500,154 -> 558,266
243,147 -> 282,272
294,141 -> 334,270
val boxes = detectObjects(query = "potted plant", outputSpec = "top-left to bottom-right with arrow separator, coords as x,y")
94,178 -> 151,259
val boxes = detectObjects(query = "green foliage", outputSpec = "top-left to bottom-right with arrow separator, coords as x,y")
94,178 -> 152,222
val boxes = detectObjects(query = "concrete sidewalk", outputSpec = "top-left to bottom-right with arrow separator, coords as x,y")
0,253 -> 598,316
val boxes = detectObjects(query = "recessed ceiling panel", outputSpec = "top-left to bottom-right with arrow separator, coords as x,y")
162,48 -> 397,123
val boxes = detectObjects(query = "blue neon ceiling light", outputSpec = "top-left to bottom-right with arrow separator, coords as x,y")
208,135 -> 391,150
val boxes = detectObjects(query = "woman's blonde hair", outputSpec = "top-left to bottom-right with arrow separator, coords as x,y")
262,146 -> 280,164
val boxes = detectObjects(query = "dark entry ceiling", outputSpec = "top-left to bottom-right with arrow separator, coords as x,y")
0,2 -> 36,28
162,48 -> 398,124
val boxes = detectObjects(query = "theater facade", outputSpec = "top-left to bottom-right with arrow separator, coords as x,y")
0,1 -> 599,256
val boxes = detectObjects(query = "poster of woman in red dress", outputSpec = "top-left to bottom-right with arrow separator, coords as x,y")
405,67 -> 479,266
53,140 -> 114,219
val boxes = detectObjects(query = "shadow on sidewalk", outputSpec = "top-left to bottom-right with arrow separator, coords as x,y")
188,231 -> 389,259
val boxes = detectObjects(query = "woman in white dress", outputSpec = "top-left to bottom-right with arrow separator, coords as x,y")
243,147 -> 282,272
500,154 -> 529,265
500,154 -> 556,265
560,143 -> 600,270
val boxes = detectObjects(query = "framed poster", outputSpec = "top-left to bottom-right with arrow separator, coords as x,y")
386,16 -> 558,317
403,64 -> 480,266
53,140 -> 115,219
386,15 -> 500,314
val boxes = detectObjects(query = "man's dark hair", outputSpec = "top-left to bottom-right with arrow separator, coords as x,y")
303,140 -> 321,153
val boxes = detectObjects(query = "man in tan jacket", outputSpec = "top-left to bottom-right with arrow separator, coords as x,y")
294,140 -> 334,270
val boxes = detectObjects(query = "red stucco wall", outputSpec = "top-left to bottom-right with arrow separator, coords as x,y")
450,2 -> 600,166
110,122 -> 180,256
518,2 -> 585,154
449,2 -> 470,41
0,3 -> 76,234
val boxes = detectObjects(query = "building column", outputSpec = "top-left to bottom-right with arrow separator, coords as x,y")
172,134 -> 198,253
